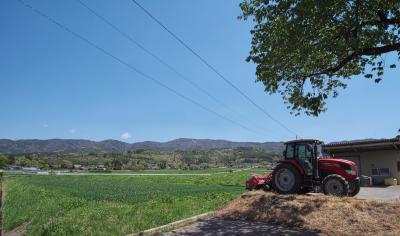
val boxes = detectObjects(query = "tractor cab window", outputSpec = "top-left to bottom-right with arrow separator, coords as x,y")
286,144 -> 295,159
317,144 -> 331,158
316,144 -> 323,158
297,144 -> 313,175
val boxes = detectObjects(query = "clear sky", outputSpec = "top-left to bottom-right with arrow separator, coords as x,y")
1,0 -> 399,143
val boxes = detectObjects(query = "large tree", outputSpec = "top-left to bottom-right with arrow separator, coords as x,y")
239,0 -> 400,116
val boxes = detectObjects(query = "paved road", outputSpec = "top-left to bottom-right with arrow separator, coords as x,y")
162,219 -> 318,236
355,185 -> 400,200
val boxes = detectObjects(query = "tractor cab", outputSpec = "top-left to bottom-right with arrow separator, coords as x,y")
282,139 -> 323,181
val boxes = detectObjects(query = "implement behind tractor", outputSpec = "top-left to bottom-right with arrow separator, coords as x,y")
246,139 -> 360,197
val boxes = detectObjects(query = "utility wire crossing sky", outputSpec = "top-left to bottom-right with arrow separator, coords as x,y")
17,0 -> 272,138
130,0 -> 299,138
74,0 -> 280,139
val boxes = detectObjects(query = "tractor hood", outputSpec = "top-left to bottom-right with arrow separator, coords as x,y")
318,158 -> 359,177
319,158 -> 356,166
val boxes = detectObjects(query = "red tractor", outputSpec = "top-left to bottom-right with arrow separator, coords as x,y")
246,139 -> 360,197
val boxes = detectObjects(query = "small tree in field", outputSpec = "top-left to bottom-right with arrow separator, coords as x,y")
0,155 -> 10,169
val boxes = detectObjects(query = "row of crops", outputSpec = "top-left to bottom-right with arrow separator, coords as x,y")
3,169 -> 268,235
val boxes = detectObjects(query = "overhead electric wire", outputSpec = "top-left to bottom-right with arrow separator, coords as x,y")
130,0 -> 299,138
74,0 -> 281,138
17,0 -> 265,137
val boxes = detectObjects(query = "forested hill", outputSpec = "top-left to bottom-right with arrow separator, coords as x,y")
0,138 -> 284,154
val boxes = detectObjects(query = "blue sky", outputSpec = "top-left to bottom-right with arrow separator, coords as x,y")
1,0 -> 399,143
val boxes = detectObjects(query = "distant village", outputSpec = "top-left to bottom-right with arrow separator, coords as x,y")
4,163 -> 210,174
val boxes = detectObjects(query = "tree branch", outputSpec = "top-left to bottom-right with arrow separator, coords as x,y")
361,42 -> 400,55
305,42 -> 400,78
361,11 -> 400,27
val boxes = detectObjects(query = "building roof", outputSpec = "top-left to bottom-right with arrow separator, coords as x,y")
323,137 -> 400,153
284,139 -> 323,145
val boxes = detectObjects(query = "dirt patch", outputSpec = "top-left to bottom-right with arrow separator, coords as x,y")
4,222 -> 29,236
216,191 -> 400,236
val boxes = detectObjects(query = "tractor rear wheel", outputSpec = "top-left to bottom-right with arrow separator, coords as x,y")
322,174 -> 349,196
272,163 -> 302,194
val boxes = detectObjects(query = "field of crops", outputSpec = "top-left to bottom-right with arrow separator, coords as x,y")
3,168 -> 268,236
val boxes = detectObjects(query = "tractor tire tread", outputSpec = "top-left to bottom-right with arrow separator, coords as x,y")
322,174 -> 349,197
272,163 -> 302,194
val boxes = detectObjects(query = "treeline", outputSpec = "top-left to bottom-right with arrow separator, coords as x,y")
1,147 -> 280,170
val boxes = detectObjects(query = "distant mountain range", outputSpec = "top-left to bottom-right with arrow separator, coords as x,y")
0,138 -> 285,154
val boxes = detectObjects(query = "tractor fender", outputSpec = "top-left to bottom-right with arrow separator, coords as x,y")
276,160 -> 304,175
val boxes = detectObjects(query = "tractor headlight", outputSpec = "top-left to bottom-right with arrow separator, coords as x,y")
345,169 -> 356,175
340,163 -> 357,175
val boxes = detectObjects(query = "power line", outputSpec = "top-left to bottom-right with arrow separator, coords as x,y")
17,0 -> 264,137
74,0 -> 281,138
130,0 -> 299,138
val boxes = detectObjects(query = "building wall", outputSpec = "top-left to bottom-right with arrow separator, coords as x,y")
333,150 -> 400,184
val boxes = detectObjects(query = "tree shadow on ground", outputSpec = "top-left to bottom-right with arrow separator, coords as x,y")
163,218 -> 319,236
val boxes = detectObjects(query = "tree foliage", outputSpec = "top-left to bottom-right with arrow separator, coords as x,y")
240,0 -> 400,115
0,155 -> 11,169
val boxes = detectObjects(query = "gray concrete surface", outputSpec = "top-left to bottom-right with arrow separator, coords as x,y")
162,219 -> 318,236
355,185 -> 400,200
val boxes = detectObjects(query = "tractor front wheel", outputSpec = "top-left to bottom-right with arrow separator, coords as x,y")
322,174 -> 349,197
348,180 -> 361,197
272,163 -> 302,194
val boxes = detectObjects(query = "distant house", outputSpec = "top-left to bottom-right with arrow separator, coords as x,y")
22,166 -> 40,172
97,164 -> 106,170
7,166 -> 21,171
79,166 -> 88,170
145,165 -> 160,170
189,165 -> 205,170
64,163 -> 73,169
88,165 -> 96,170
73,164 -> 82,169
324,137 -> 400,185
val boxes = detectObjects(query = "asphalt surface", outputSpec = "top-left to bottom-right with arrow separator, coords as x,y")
355,185 -> 400,200
162,219 -> 318,236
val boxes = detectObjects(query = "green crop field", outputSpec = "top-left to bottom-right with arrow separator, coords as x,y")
3,169 -> 268,236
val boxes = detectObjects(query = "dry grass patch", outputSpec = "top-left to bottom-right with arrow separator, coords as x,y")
4,222 -> 29,236
216,191 -> 400,235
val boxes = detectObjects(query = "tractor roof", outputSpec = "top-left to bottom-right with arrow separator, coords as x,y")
284,139 -> 324,145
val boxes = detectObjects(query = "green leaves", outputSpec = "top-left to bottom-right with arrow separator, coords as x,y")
365,74 -> 373,79
240,0 -> 400,116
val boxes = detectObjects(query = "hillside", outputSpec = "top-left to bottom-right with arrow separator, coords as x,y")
0,138 -> 284,154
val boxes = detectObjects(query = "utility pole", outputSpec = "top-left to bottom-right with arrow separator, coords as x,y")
0,172 -> 3,236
